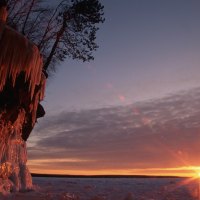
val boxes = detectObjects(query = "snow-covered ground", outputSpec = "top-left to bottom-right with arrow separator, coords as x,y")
1,177 -> 200,200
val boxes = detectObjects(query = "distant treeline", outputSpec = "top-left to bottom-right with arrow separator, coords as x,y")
31,174 -> 186,179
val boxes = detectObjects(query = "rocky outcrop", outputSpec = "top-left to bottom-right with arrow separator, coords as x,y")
0,5 -> 45,193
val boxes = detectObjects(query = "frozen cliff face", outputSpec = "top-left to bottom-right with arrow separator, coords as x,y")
0,6 -> 45,194
0,16 -> 44,100
0,6 -> 45,125
0,109 -> 32,193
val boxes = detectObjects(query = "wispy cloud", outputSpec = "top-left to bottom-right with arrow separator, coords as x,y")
28,88 -> 200,174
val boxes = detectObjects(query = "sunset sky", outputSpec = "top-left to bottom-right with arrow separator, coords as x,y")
28,0 -> 200,177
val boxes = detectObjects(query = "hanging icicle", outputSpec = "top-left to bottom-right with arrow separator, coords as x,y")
0,21 -> 43,100
0,7 -> 7,22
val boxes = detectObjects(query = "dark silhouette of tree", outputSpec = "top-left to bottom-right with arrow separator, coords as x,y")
7,0 -> 105,73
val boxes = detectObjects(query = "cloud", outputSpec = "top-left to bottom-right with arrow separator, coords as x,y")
28,87 -> 200,173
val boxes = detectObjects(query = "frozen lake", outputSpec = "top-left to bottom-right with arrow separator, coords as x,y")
2,177 -> 200,200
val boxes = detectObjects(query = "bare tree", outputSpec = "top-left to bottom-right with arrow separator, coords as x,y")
7,0 -> 105,73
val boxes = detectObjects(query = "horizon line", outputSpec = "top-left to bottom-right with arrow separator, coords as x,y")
31,173 -> 189,178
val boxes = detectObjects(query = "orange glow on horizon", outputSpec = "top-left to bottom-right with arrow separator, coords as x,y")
27,162 -> 200,177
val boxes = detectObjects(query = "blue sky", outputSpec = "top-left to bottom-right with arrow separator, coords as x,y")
43,0 -> 200,112
28,0 -> 200,176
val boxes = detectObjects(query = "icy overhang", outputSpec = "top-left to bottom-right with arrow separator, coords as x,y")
0,21 -> 43,99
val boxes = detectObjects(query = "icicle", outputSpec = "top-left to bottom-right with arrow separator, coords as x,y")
0,7 -> 7,23
28,72 -> 46,126
0,21 -> 43,99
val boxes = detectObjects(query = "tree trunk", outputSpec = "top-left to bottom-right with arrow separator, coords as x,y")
0,13 -> 46,193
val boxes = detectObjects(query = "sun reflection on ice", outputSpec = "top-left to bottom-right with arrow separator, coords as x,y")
186,170 -> 200,200
196,172 -> 200,200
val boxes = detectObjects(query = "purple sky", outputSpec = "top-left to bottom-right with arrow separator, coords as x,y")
28,0 -> 200,176
43,0 -> 200,112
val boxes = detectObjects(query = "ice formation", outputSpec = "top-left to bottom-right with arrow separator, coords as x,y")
0,7 -> 7,22
0,109 -> 33,193
0,7 -> 45,193
0,19 -> 43,99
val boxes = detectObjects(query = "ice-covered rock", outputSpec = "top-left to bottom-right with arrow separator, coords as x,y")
0,109 -> 33,192
0,4 -> 45,194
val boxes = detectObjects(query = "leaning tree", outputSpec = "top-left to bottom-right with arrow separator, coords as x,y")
0,0 -> 104,193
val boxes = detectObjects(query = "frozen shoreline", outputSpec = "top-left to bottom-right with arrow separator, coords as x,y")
1,177 -> 200,200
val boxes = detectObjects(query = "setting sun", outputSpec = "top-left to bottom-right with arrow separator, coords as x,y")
197,172 -> 200,178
